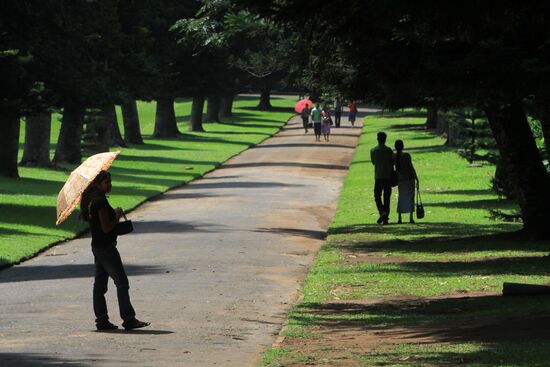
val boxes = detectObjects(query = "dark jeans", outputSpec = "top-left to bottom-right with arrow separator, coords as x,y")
374,178 -> 392,217
92,245 -> 136,324
302,118 -> 309,131
313,123 -> 322,136
334,111 -> 341,127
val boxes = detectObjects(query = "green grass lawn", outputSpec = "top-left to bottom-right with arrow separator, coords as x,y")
0,96 -> 294,267
262,110 -> 550,367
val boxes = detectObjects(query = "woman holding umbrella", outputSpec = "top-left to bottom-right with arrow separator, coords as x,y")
79,170 -> 150,331
56,151 -> 149,331
78,171 -> 149,331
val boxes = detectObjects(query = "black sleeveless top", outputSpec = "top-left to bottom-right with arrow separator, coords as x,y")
89,195 -> 117,248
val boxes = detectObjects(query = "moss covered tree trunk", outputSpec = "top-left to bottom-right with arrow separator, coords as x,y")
20,112 -> 52,167
485,102 -> 550,239
121,100 -> 143,144
189,95 -> 205,132
0,109 -> 21,177
153,98 -> 180,138
53,102 -> 84,164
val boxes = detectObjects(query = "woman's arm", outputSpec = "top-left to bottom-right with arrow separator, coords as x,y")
98,207 -> 123,233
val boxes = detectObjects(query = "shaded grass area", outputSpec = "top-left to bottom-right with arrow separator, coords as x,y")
1,96 -> 294,267
262,110 -> 550,366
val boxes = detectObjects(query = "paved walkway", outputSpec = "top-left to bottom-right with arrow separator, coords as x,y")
0,113 -> 363,366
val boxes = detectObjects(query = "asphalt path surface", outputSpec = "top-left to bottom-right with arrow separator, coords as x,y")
0,113 -> 363,366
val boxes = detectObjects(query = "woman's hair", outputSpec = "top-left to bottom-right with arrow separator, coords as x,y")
394,140 -> 404,172
79,170 -> 110,221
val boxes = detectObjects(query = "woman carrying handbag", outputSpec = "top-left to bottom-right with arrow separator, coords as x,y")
394,140 -> 420,224
80,170 -> 149,331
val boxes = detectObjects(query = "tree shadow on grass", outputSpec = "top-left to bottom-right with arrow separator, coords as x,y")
329,222 -> 518,239
387,123 -> 428,132
381,110 -> 427,119
0,176 -> 64,197
0,204 -> 57,229
292,296 -> 550,365
239,106 -> 295,114
337,231 -> 548,255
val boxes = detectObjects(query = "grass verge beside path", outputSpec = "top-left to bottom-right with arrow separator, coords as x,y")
262,111 -> 550,367
0,96 -> 294,267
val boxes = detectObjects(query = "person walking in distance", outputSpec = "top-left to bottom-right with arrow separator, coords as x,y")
370,132 -> 394,224
394,140 -> 419,224
321,105 -> 333,142
348,99 -> 358,126
333,98 -> 342,127
310,102 -> 322,142
300,102 -> 311,133
80,171 -> 150,331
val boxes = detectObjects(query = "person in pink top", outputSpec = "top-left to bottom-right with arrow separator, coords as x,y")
321,106 -> 333,142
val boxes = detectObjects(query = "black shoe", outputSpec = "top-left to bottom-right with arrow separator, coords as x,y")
377,216 -> 384,224
122,319 -> 150,331
383,219 -> 389,225
96,321 -> 118,331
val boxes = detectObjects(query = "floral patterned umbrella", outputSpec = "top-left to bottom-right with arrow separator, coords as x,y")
56,151 -> 120,225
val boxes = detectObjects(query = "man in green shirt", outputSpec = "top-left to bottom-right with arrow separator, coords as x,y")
310,103 -> 322,142
370,131 -> 394,224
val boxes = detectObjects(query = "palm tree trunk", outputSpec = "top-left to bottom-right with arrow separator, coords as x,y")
121,100 -> 143,144
53,102 -> 84,164
219,94 -> 234,118
204,95 -> 221,123
257,88 -> 272,111
485,102 -> 550,239
153,98 -> 180,138
0,109 -> 21,177
20,112 -> 52,167
189,95 -> 205,132
104,104 -> 126,147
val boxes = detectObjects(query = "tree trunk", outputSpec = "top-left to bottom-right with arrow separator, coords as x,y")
82,108 -> 110,155
425,106 -> 438,129
53,102 -> 84,164
0,110 -> 21,177
219,94 -> 234,118
20,112 -> 52,167
189,95 -> 205,132
204,95 -> 221,123
103,104 -> 126,147
535,112 -> 550,162
485,102 -> 550,239
121,100 -> 143,144
257,88 -> 272,111
153,98 -> 180,138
